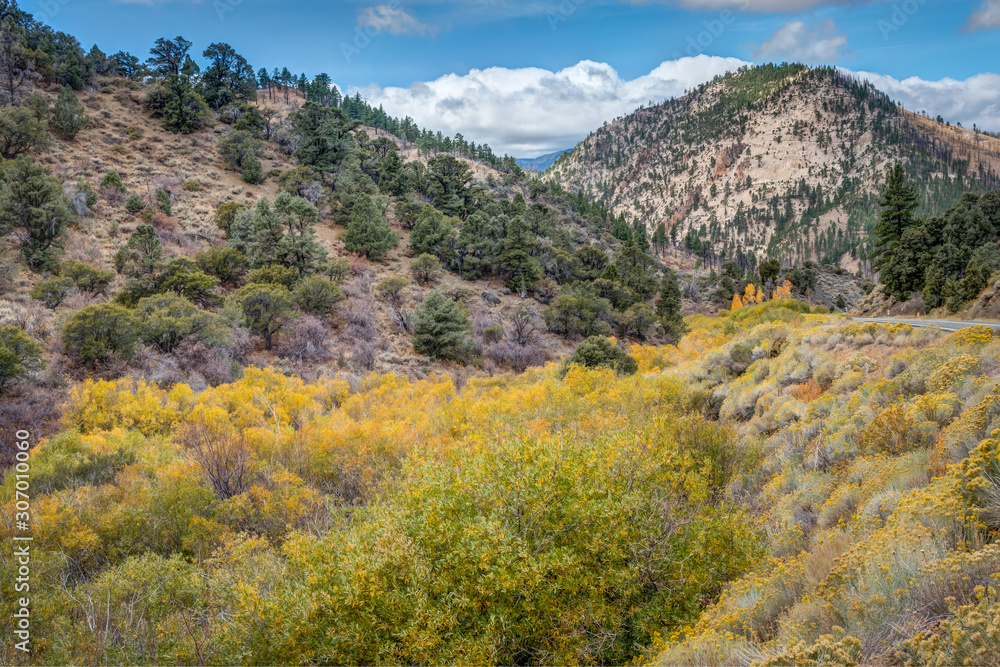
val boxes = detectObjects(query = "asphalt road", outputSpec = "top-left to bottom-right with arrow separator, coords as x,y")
853,317 -> 1000,332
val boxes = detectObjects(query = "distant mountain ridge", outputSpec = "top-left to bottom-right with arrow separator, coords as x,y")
517,150 -> 571,172
548,64 -> 1000,273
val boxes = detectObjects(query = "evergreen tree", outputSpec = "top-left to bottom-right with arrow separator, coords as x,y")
62,304 -> 140,365
611,215 -> 632,243
290,102 -> 356,175
631,220 -> 651,253
614,243 -> 658,303
229,197 -> 284,268
343,193 -> 398,261
228,283 -> 294,350
412,290 -> 471,360
410,205 -> 456,261
51,86 -> 88,140
657,268 -> 687,342
871,163 -> 919,270
499,215 -> 542,294
0,156 -> 72,271
651,223 -> 668,254
273,191 -> 327,275
114,224 -> 164,278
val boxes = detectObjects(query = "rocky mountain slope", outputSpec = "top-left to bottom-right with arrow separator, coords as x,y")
548,64 -> 1000,273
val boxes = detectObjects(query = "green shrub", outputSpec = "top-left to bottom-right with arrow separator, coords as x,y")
101,170 -> 126,193
411,253 -> 440,285
343,193 -> 398,261
196,247 -> 249,287
0,105 -> 49,159
566,336 -> 638,375
52,86 -> 89,140
62,259 -> 115,295
136,293 -> 222,353
0,326 -> 44,393
215,201 -> 248,236
155,188 -> 172,215
412,290 -> 472,361
29,276 -> 75,308
62,303 -> 140,365
241,152 -> 264,185
248,264 -> 300,290
227,283 -> 295,350
293,276 -> 344,317
125,192 -> 144,214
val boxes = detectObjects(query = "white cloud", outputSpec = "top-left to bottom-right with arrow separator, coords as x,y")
358,4 -> 436,36
844,69 -> 1000,132
753,18 -> 848,62
353,55 -> 749,156
965,0 -> 1000,30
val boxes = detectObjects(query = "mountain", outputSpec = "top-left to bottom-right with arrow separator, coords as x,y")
517,149 -> 571,172
548,64 -> 1000,273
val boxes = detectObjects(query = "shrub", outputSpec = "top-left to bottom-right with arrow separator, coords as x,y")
29,276 -> 75,308
62,303 -> 140,365
215,201 -> 248,237
52,86 -> 89,140
125,192 -> 144,214
0,326 -> 44,393
136,293 -> 221,354
248,264 -> 300,290
227,283 -> 295,350
567,336 -> 639,375
196,247 -> 249,287
412,290 -> 472,361
241,152 -> 264,185
411,253 -> 440,285
217,129 -> 262,172
155,188 -> 172,215
0,157 -> 72,271
293,276 -> 344,317
0,105 -> 49,159
101,170 -> 127,193
61,259 -> 113,295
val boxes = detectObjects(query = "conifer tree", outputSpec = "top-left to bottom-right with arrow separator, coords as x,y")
51,86 -> 88,140
343,193 -> 398,261
657,268 -> 687,342
871,163 -> 919,270
0,156 -> 72,271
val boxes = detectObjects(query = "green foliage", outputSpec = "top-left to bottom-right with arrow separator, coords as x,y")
51,85 -> 89,139
62,303 -> 140,365
136,293 -> 222,353
248,264 -> 300,290
759,258 -> 780,284
61,260 -> 115,295
114,224 -> 164,277
196,246 -> 249,287
230,193 -> 327,273
499,215 -> 542,294
29,275 -> 74,308
0,105 -> 49,158
293,276 -> 344,317
0,156 -> 71,271
343,193 -> 398,261
412,289 -> 471,360
290,101 -> 356,175
0,325 -> 43,393
567,336 -> 638,375
411,253 -> 440,285
155,188 -> 172,215
543,284 -> 613,339
228,283 -> 295,350
657,268 -> 687,342
410,205 -> 456,260
101,170 -> 126,193
872,163 -> 920,270
125,192 -> 144,214
241,152 -> 264,185
214,201 -> 247,236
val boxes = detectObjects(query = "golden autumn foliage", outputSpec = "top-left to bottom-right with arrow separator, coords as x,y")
4,298 -> 1000,666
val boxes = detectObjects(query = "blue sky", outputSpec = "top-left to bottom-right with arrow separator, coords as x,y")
44,0 -> 1000,155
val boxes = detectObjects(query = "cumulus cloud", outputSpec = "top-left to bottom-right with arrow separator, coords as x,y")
353,55 -> 749,156
845,69 -> 1000,132
358,4 -> 436,36
753,18 -> 848,62
965,0 -> 1000,30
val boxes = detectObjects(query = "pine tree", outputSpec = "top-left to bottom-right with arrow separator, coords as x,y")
343,193 -> 398,261
51,86 -> 88,140
657,268 -> 687,342
871,163 -> 919,270
0,156 -> 72,271
273,191 -> 327,275
412,290 -> 471,360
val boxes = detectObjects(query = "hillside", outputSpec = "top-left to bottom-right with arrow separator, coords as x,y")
5,302 -> 1000,666
517,149 -> 571,172
548,64 -> 1000,274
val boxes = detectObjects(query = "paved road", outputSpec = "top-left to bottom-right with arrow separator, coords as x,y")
853,317 -> 1000,332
